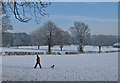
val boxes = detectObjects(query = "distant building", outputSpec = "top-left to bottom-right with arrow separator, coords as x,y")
113,43 -> 120,48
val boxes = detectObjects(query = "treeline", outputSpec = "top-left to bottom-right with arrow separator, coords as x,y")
2,33 -> 118,47
71,35 -> 118,46
2,32 -> 31,47
2,21 -> 119,53
2,32 -> 118,52
2,32 -> 118,46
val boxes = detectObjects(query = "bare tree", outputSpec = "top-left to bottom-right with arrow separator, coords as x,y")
44,21 -> 59,53
32,21 -> 59,53
31,29 -> 44,49
55,29 -> 71,51
32,22 -> 71,51
70,22 -> 90,53
2,15 -> 13,32
1,1 -> 13,32
2,0 -> 51,24
1,2 -> 13,47
92,35 -> 109,53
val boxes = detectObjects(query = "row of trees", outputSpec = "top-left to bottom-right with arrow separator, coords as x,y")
1,1 -> 119,53
31,21 -> 71,53
31,21 -> 90,53
2,21 -> 119,53
2,32 -> 31,47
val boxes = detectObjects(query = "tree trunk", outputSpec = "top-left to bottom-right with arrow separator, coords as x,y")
38,45 -> 40,49
48,44 -> 51,53
60,46 -> 63,51
79,45 -> 83,53
48,30 -> 52,53
98,46 -> 102,53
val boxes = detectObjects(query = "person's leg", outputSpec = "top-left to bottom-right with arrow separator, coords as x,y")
34,63 -> 38,68
39,63 -> 42,68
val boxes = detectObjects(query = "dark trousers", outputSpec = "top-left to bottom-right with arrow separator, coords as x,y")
34,63 -> 42,68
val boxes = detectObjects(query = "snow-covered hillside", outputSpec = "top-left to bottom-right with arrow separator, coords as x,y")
2,52 -> 118,81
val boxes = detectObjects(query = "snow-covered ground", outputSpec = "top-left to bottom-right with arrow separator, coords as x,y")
0,56 -> 2,83
2,45 -> 118,54
2,52 -> 118,81
0,47 -> 2,83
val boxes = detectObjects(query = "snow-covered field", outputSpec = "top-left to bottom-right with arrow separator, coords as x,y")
2,45 -> 118,54
2,52 -> 118,81
0,56 -> 2,83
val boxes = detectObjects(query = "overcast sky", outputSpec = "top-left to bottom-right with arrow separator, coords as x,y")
10,2 -> 118,35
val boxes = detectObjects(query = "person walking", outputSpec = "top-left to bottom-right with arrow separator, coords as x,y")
34,55 -> 42,68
